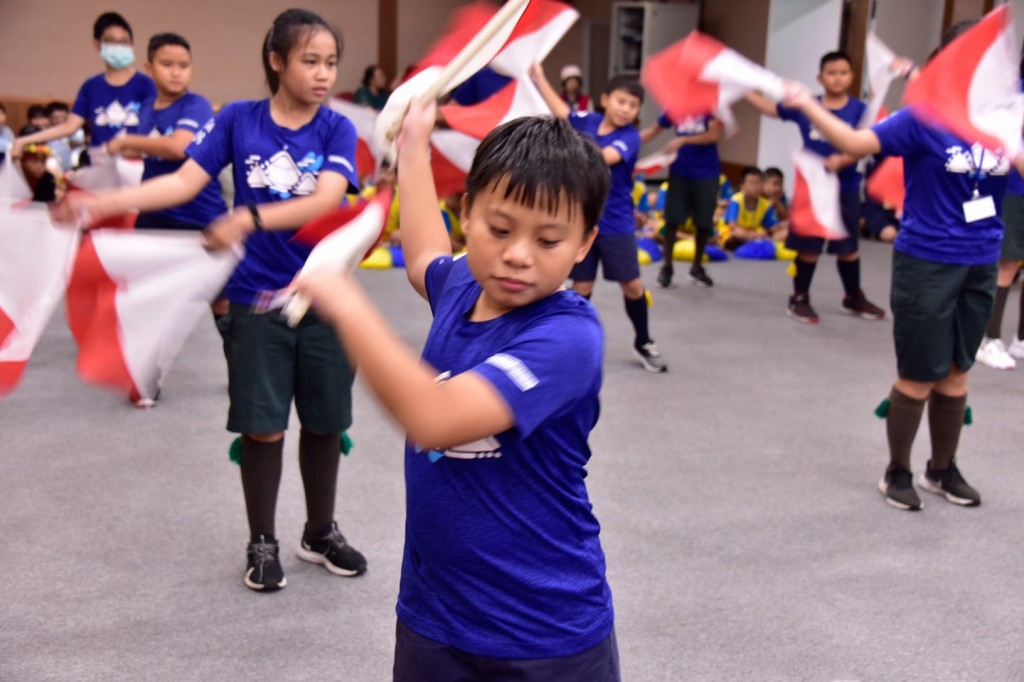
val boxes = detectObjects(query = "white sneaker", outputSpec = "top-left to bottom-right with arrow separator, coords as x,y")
1008,336 -> 1024,360
976,338 -> 1017,370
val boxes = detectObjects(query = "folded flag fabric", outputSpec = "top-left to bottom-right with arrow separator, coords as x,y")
789,148 -> 847,240
643,31 -> 784,134
862,32 -> 898,128
327,97 -> 380,182
429,130 -> 478,198
635,151 -> 678,177
65,229 -> 240,404
65,154 -> 144,192
866,157 -> 905,214
903,4 -> 1024,156
0,201 -> 81,395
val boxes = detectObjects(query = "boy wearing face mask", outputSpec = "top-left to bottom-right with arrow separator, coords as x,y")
12,12 -> 155,164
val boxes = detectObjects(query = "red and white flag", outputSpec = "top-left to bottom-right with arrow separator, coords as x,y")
789,148 -> 847,240
643,31 -> 784,135
862,32 -> 898,128
66,153 -> 144,191
429,130 -> 478,197
65,230 -> 240,404
489,0 -> 578,78
328,97 -> 380,182
0,202 -> 81,395
441,77 -> 551,140
0,156 -> 32,201
903,4 -> 1024,156
866,157 -> 906,214
634,151 -> 677,177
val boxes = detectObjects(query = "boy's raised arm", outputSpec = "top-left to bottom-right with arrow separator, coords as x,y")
529,63 -> 570,120
783,82 -> 881,157
398,97 -> 454,300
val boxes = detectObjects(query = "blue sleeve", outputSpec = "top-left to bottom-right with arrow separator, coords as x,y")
176,96 -> 214,132
321,115 -> 359,189
186,103 -> 235,179
763,206 -> 778,228
71,79 -> 91,120
568,110 -> 592,134
724,199 -> 740,223
657,113 -> 671,128
135,98 -> 156,135
472,311 -> 602,438
424,255 -> 459,315
873,109 -> 917,158
775,103 -> 799,123
611,128 -> 640,167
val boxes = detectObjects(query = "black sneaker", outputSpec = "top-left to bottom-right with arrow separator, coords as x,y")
878,465 -> 923,511
842,290 -> 886,320
688,266 -> 714,288
297,521 -> 367,576
634,340 -> 667,373
656,266 -> 674,289
245,535 -> 287,592
787,293 -> 819,324
919,460 -> 981,507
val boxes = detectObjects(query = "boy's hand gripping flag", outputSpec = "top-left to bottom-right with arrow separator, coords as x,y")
789,148 -> 848,241
903,4 -> 1024,156
64,230 -> 241,405
0,202 -> 81,395
642,31 -> 784,134
280,189 -> 393,326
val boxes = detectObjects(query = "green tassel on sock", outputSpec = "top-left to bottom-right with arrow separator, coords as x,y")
874,398 -> 891,418
964,405 -> 973,426
341,431 -> 353,456
229,436 -> 242,465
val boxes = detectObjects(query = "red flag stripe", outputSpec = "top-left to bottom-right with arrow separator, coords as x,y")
0,308 -> 14,350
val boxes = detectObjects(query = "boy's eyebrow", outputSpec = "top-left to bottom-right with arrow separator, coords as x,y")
487,206 -> 571,230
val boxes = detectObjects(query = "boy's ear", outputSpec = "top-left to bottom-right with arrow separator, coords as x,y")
599,92 -> 609,111
575,227 -> 598,263
816,73 -> 825,88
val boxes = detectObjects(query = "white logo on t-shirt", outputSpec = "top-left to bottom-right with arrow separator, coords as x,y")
675,117 -> 707,135
93,100 -> 141,129
245,150 -> 324,199
423,370 -> 504,463
945,143 -> 1010,176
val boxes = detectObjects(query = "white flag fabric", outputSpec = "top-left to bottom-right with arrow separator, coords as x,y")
66,154 -> 144,191
0,201 -> 81,395
0,156 -> 32,201
862,32 -> 898,128
65,230 -> 240,404
327,97 -> 380,182
789,148 -> 847,241
635,151 -> 678,177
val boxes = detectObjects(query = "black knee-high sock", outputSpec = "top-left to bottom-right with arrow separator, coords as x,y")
299,430 -> 342,535
986,285 -> 1010,339
662,225 -> 679,274
886,387 -> 927,471
928,391 -> 967,470
624,293 -> 651,347
240,436 -> 284,541
692,229 -> 710,270
836,258 -> 861,298
793,258 -> 817,295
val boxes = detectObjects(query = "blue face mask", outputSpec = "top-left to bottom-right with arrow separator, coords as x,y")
100,43 -> 135,69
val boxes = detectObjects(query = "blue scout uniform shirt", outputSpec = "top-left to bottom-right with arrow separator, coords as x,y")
72,72 -> 156,146
569,110 -> 638,236
778,96 -> 866,192
874,109 -> 1008,265
397,255 -> 613,659
135,93 -> 226,227
187,100 -> 358,305
657,113 -> 721,180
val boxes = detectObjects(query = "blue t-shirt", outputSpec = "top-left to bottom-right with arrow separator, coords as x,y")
657,113 -> 721,180
874,109 -> 1008,265
778,96 -> 866,191
136,93 -> 226,228
569,110 -> 638,235
187,99 -> 359,305
1006,166 -> 1024,196
72,72 -> 156,146
397,255 -> 613,659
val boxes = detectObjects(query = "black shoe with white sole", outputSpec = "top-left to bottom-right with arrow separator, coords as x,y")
878,465 -> 923,511
919,460 -> 981,507
297,521 -> 367,577
634,341 -> 667,373
688,267 -> 713,288
245,535 -> 287,592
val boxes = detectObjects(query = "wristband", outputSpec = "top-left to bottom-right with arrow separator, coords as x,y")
247,203 -> 264,232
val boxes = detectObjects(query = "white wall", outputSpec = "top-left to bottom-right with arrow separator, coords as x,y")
756,0 -> 843,194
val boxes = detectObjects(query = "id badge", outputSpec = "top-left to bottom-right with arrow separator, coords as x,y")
963,195 -> 996,223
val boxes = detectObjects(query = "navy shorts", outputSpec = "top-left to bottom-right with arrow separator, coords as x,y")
222,303 -> 355,435
664,175 -> 719,231
393,618 -> 621,682
890,250 -> 997,382
786,189 -> 861,255
571,233 -> 640,283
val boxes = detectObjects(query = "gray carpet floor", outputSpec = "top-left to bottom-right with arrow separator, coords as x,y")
2,240 -> 1022,682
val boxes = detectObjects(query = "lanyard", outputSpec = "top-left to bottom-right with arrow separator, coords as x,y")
971,147 -> 986,198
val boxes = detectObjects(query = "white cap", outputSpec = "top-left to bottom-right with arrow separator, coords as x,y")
560,64 -> 583,82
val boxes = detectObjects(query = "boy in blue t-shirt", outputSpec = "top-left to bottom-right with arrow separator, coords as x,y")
296,99 -> 621,679
12,12 -> 155,162
748,51 -> 885,324
783,21 -> 1011,511
532,65 -> 667,372
106,33 -> 226,229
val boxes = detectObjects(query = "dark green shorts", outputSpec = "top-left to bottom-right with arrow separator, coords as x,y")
222,303 -> 355,435
890,250 -> 997,382
1000,193 -> 1024,261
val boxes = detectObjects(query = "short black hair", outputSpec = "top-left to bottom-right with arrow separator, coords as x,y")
764,167 -> 783,181
45,101 -> 69,116
148,33 -> 191,62
740,166 -> 763,183
465,116 -> 610,233
362,64 -> 378,88
262,9 -> 342,95
93,12 -> 132,42
27,105 -> 48,120
819,51 -> 852,72
603,74 -> 644,103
